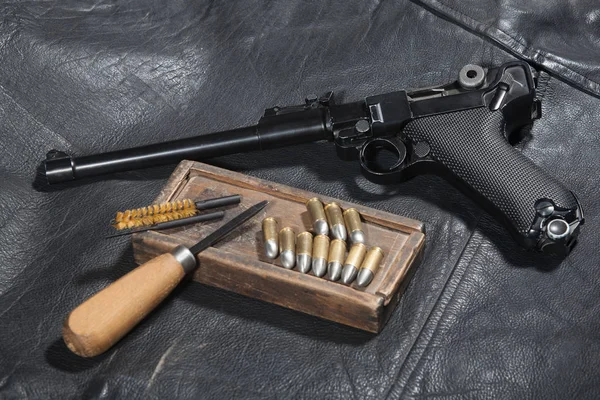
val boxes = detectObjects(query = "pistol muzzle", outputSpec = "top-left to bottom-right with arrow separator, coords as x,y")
44,151 -> 75,184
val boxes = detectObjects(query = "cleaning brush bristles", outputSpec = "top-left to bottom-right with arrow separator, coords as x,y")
112,199 -> 198,230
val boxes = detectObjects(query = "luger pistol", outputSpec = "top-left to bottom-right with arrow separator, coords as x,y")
43,61 -> 584,256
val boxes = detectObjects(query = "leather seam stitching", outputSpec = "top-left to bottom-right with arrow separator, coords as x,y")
535,73 -> 552,101
395,230 -> 482,398
384,217 -> 482,398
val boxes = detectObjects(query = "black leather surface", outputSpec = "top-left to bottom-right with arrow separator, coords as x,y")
1,1 -> 599,398
415,0 -> 600,97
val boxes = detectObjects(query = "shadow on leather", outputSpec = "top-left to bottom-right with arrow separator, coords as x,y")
61,245 -> 373,368
45,339 -> 110,372
177,279 -> 375,346
73,246 -> 138,285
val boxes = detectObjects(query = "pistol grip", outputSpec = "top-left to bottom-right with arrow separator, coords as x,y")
401,107 -> 583,255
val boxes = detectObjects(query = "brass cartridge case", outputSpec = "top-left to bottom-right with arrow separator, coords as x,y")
343,208 -> 365,245
279,227 -> 295,269
327,239 -> 347,281
328,239 -> 347,265
342,242 -> 367,284
325,202 -> 347,241
361,247 -> 384,273
312,234 -> 330,277
306,197 -> 329,235
357,247 -> 384,287
262,217 -> 279,259
296,231 -> 313,273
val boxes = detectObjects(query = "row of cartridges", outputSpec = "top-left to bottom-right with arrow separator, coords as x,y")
261,198 -> 384,287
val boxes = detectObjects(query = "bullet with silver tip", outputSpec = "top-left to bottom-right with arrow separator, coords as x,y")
325,202 -> 347,241
262,217 -> 279,259
296,231 -> 313,273
306,198 -> 329,236
357,247 -> 384,287
312,234 -> 330,277
342,243 -> 367,284
279,227 -> 296,269
327,239 -> 347,281
343,208 -> 365,245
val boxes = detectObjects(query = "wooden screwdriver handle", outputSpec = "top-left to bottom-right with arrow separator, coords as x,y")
63,246 -> 196,357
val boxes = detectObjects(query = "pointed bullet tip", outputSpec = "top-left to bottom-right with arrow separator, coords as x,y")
356,269 -> 374,287
280,250 -> 295,269
350,230 -> 365,245
314,220 -> 329,236
265,240 -> 279,259
341,265 -> 358,284
312,258 -> 327,277
297,254 -> 312,273
331,224 -> 347,241
328,262 -> 342,281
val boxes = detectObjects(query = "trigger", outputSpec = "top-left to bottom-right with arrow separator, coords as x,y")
359,137 -> 407,184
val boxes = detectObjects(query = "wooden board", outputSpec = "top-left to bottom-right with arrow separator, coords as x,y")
132,160 -> 425,333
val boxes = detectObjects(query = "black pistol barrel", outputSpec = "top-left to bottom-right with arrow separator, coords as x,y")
44,107 -> 329,184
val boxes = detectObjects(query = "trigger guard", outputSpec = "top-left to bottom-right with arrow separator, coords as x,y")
359,137 -> 407,184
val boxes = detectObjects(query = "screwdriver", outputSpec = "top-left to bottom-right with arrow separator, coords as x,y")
63,200 -> 268,358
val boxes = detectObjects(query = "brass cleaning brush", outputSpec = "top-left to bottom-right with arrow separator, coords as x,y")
107,211 -> 225,238
112,194 -> 241,230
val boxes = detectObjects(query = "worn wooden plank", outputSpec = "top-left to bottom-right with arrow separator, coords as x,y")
132,160 -> 425,332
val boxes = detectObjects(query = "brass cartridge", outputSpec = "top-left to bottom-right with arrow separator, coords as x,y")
325,202 -> 347,241
343,208 -> 365,245
296,231 -> 313,273
262,217 -> 279,259
279,227 -> 295,269
357,247 -> 384,287
327,239 -> 347,281
311,234 -> 330,277
341,243 -> 367,284
306,197 -> 329,235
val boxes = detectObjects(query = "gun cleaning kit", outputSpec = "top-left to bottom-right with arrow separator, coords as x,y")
106,194 -> 241,237
126,162 -> 423,334
63,160 -> 424,357
49,60 -> 585,356
65,199 -> 269,357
